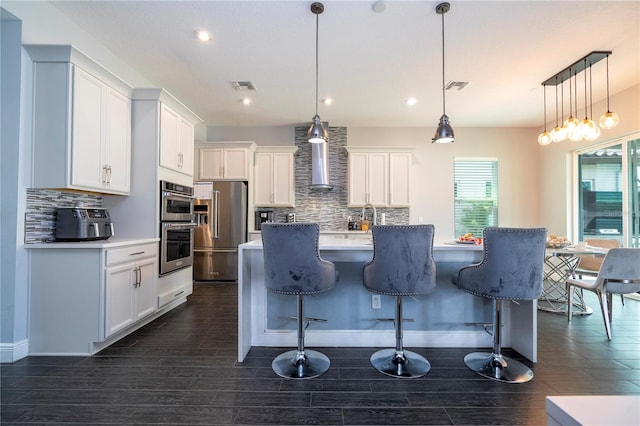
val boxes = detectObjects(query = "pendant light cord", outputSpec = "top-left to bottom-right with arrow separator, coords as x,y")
315,12 -> 319,116
583,59 -> 588,119
441,10 -> 446,114
605,55 -> 611,112
589,63 -> 593,119
543,85 -> 547,129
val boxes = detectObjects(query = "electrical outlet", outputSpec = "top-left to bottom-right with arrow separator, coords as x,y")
372,294 -> 381,309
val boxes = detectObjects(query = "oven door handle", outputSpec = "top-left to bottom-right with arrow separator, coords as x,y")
162,191 -> 195,201
162,222 -> 198,229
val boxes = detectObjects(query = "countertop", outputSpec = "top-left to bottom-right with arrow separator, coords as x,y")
240,237 -> 484,251
26,237 -> 159,249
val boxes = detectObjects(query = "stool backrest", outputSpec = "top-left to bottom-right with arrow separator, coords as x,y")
363,225 -> 436,295
596,248 -> 640,294
261,223 -> 337,295
456,227 -> 547,300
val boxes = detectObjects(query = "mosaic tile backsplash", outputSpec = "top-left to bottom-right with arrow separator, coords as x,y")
262,127 -> 409,231
25,189 -> 103,243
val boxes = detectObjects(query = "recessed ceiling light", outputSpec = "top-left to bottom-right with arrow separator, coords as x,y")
195,30 -> 212,42
372,1 -> 387,13
241,98 -> 252,105
406,97 -> 417,106
321,98 -> 334,105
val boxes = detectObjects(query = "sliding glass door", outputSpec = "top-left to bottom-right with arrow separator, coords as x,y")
575,135 -> 640,247
629,139 -> 640,248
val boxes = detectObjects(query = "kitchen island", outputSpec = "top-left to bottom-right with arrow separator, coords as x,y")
237,237 -> 538,363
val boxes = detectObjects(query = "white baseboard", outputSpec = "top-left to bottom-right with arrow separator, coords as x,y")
0,339 -> 29,363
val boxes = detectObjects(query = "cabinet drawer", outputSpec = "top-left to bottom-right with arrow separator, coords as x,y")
106,243 -> 157,267
157,282 -> 192,308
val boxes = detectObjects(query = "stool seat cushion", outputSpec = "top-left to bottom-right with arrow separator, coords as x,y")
363,225 -> 436,296
454,227 -> 547,300
262,223 -> 337,295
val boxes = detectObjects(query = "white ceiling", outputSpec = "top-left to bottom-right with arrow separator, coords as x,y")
45,1 -> 640,128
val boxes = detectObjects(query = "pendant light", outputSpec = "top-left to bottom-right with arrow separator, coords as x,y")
568,70 -> 583,141
550,76 -> 567,142
432,2 -> 455,144
307,2 -> 328,144
584,63 -> 601,141
538,85 -> 552,146
563,68 -> 579,139
599,54 -> 619,129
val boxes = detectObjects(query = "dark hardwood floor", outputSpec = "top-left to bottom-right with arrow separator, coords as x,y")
2,282 -> 639,425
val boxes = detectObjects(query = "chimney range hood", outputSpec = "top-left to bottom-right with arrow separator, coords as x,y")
310,140 -> 332,190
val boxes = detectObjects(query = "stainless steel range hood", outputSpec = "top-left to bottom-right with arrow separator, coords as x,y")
310,141 -> 332,190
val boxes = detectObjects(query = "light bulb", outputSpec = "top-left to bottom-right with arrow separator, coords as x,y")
569,124 -> 584,142
538,131 -> 552,146
550,125 -> 567,143
599,111 -> 619,129
577,118 -> 598,141
562,116 -> 579,139
585,124 -> 601,141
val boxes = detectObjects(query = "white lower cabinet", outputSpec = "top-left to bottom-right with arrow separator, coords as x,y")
29,240 -> 161,355
104,245 -> 157,338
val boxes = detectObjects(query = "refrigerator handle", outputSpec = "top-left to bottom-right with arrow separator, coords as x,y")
213,190 -> 220,239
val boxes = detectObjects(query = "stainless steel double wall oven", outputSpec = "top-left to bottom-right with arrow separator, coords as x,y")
159,180 -> 196,275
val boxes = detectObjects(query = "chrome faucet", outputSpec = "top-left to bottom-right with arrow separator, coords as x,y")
361,203 -> 377,226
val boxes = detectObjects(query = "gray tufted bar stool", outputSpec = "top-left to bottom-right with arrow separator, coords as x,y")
452,227 -> 547,383
362,225 -> 437,378
261,223 -> 338,379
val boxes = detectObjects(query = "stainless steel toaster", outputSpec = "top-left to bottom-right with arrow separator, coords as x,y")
55,208 -> 114,241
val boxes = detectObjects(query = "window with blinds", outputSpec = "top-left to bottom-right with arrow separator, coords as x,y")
454,158 -> 498,237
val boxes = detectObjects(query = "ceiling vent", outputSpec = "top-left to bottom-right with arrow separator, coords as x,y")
230,81 -> 257,91
445,81 -> 470,91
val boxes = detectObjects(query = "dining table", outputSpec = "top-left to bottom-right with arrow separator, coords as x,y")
538,245 -> 608,315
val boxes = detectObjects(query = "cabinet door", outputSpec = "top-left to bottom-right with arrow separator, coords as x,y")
178,117 -> 194,176
348,153 -> 369,206
224,148 -> 249,180
367,153 -> 388,206
254,152 -> 274,206
72,67 -> 104,190
272,153 -> 295,206
160,105 -> 179,171
105,264 -> 135,337
389,153 -> 411,207
135,258 -> 157,321
104,88 -> 131,193
199,148 -> 224,179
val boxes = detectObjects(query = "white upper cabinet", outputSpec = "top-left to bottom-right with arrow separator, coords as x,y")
160,104 -> 195,176
254,147 -> 297,207
346,147 -> 413,207
26,45 -> 132,195
198,143 -> 256,180
131,88 -> 202,181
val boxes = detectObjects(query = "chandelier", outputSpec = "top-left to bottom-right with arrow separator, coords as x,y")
538,51 -> 618,146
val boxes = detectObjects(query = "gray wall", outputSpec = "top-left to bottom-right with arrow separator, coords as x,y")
1,9 -> 28,359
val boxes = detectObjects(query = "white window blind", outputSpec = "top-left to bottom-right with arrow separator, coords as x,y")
454,159 -> 498,237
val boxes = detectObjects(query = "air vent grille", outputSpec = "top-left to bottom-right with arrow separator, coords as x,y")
231,81 -> 257,91
445,81 -> 470,91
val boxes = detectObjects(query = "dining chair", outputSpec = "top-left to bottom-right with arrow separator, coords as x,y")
566,248 -> 640,340
261,223 -> 338,379
574,238 -> 624,305
452,227 -> 547,383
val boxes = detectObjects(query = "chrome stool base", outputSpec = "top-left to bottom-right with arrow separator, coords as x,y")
463,352 -> 534,383
272,349 -> 330,379
370,348 -> 431,378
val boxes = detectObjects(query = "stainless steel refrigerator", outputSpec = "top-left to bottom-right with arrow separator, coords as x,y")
193,181 -> 247,281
